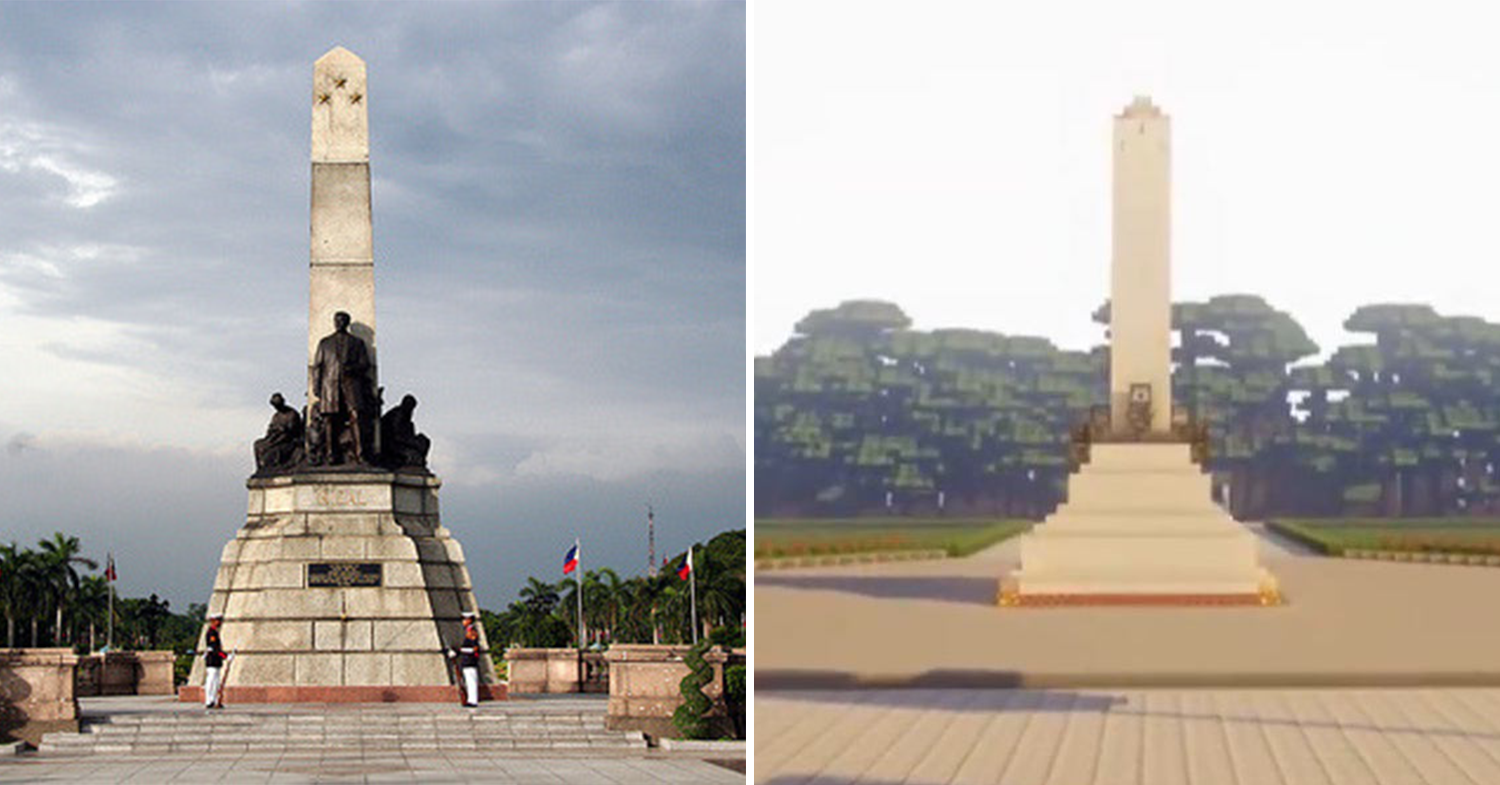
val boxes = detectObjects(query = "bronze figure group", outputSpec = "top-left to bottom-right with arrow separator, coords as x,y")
253,312 -> 430,475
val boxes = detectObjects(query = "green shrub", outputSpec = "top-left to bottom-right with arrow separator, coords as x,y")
671,641 -> 713,739
174,652 -> 194,686
709,625 -> 744,649
724,664 -> 746,740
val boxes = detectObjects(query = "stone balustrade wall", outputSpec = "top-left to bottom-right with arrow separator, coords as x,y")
0,648 -> 80,744
507,644 -> 745,738
76,651 -> 177,697
505,649 -> 607,694
603,644 -> 745,739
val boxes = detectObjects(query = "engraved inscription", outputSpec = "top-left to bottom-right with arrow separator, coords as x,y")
307,562 -> 382,588
313,486 -> 365,507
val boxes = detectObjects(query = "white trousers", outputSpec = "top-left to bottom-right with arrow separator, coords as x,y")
463,666 -> 478,705
204,666 -> 222,707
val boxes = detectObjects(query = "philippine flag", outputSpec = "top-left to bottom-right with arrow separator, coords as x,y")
562,542 -> 579,575
677,548 -> 692,581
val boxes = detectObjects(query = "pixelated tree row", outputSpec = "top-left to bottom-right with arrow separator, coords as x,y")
756,298 -> 1500,520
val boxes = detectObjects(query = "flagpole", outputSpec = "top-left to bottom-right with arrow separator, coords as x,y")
689,547 -> 698,646
106,553 -> 114,651
575,538 -> 584,650
575,537 -> 584,693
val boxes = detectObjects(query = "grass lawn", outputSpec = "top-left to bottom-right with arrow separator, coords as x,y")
754,518 -> 1031,559
1270,518 -> 1500,556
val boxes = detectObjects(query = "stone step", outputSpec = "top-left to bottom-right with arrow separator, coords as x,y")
39,706 -> 646,757
40,740 -> 645,755
40,735 -> 645,754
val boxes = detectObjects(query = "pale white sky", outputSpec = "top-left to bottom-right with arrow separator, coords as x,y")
753,0 -> 1500,358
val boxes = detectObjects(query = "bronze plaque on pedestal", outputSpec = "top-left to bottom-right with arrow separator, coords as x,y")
307,562 -> 383,587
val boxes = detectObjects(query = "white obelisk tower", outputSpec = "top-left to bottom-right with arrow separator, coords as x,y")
1001,97 -> 1277,606
1110,96 -> 1171,434
309,46 -> 376,401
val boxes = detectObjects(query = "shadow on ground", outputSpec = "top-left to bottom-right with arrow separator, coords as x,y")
755,575 -> 998,605
761,779 -> 910,785
761,688 -> 1122,712
756,668 -> 1500,690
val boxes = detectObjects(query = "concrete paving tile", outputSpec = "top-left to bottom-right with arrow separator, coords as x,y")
783,689 -> 908,783
1177,691 -> 1236,785
755,692 -> 853,774
992,689 -> 1079,785
1313,689 -> 1427,784
1247,689 -> 1333,785
1044,691 -> 1110,785
1407,691 -> 1500,782
1350,690 -> 1471,784
1091,691 -> 1145,785
1277,691 -> 1369,785
942,689 -> 1032,784
785,691 -> 903,781
1214,690 -> 1286,785
1139,690 -> 1190,785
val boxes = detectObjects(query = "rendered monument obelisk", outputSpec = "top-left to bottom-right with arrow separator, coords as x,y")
184,48 -> 501,701
1000,97 -> 1278,606
1109,96 -> 1171,434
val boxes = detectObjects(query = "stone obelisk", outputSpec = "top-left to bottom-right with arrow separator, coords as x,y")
185,47 -> 500,702
309,46 -> 376,396
1000,97 -> 1277,606
1110,96 -> 1171,434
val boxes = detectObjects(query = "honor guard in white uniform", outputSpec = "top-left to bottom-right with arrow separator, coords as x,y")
202,614 -> 227,709
447,612 -> 482,707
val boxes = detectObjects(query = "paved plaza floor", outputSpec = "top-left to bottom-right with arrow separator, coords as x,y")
758,687 -> 1500,785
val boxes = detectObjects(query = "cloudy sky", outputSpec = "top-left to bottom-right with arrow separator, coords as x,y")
756,1 -> 1500,359
0,2 -> 744,610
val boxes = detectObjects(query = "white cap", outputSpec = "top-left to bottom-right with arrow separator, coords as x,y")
208,613 -> 224,620
461,611 -> 477,620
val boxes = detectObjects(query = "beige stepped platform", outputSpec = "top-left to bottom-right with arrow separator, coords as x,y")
183,471 -> 500,702
1002,443 -> 1278,605
38,699 -> 644,756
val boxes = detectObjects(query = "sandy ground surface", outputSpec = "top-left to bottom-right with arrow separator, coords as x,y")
756,522 -> 1500,686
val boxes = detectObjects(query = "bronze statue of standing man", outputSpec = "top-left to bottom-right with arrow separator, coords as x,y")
310,311 -> 377,465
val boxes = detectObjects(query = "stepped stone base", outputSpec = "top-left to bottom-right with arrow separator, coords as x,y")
176,684 -> 507,703
1001,443 -> 1278,605
185,471 -> 499,701
38,699 -> 643,756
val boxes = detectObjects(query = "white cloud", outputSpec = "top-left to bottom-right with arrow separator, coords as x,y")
511,428 -> 742,483
0,118 -> 119,208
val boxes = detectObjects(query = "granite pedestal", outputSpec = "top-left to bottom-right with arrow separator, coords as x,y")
182,471 -> 500,702
1001,444 -> 1278,605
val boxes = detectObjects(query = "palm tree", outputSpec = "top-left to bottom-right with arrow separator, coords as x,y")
19,555 -> 46,647
518,577 -> 562,647
73,575 -> 110,652
138,594 -> 170,648
0,543 -> 29,648
696,570 -> 743,639
518,577 -> 558,616
37,533 -> 97,646
588,568 -> 623,643
655,584 -> 690,644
